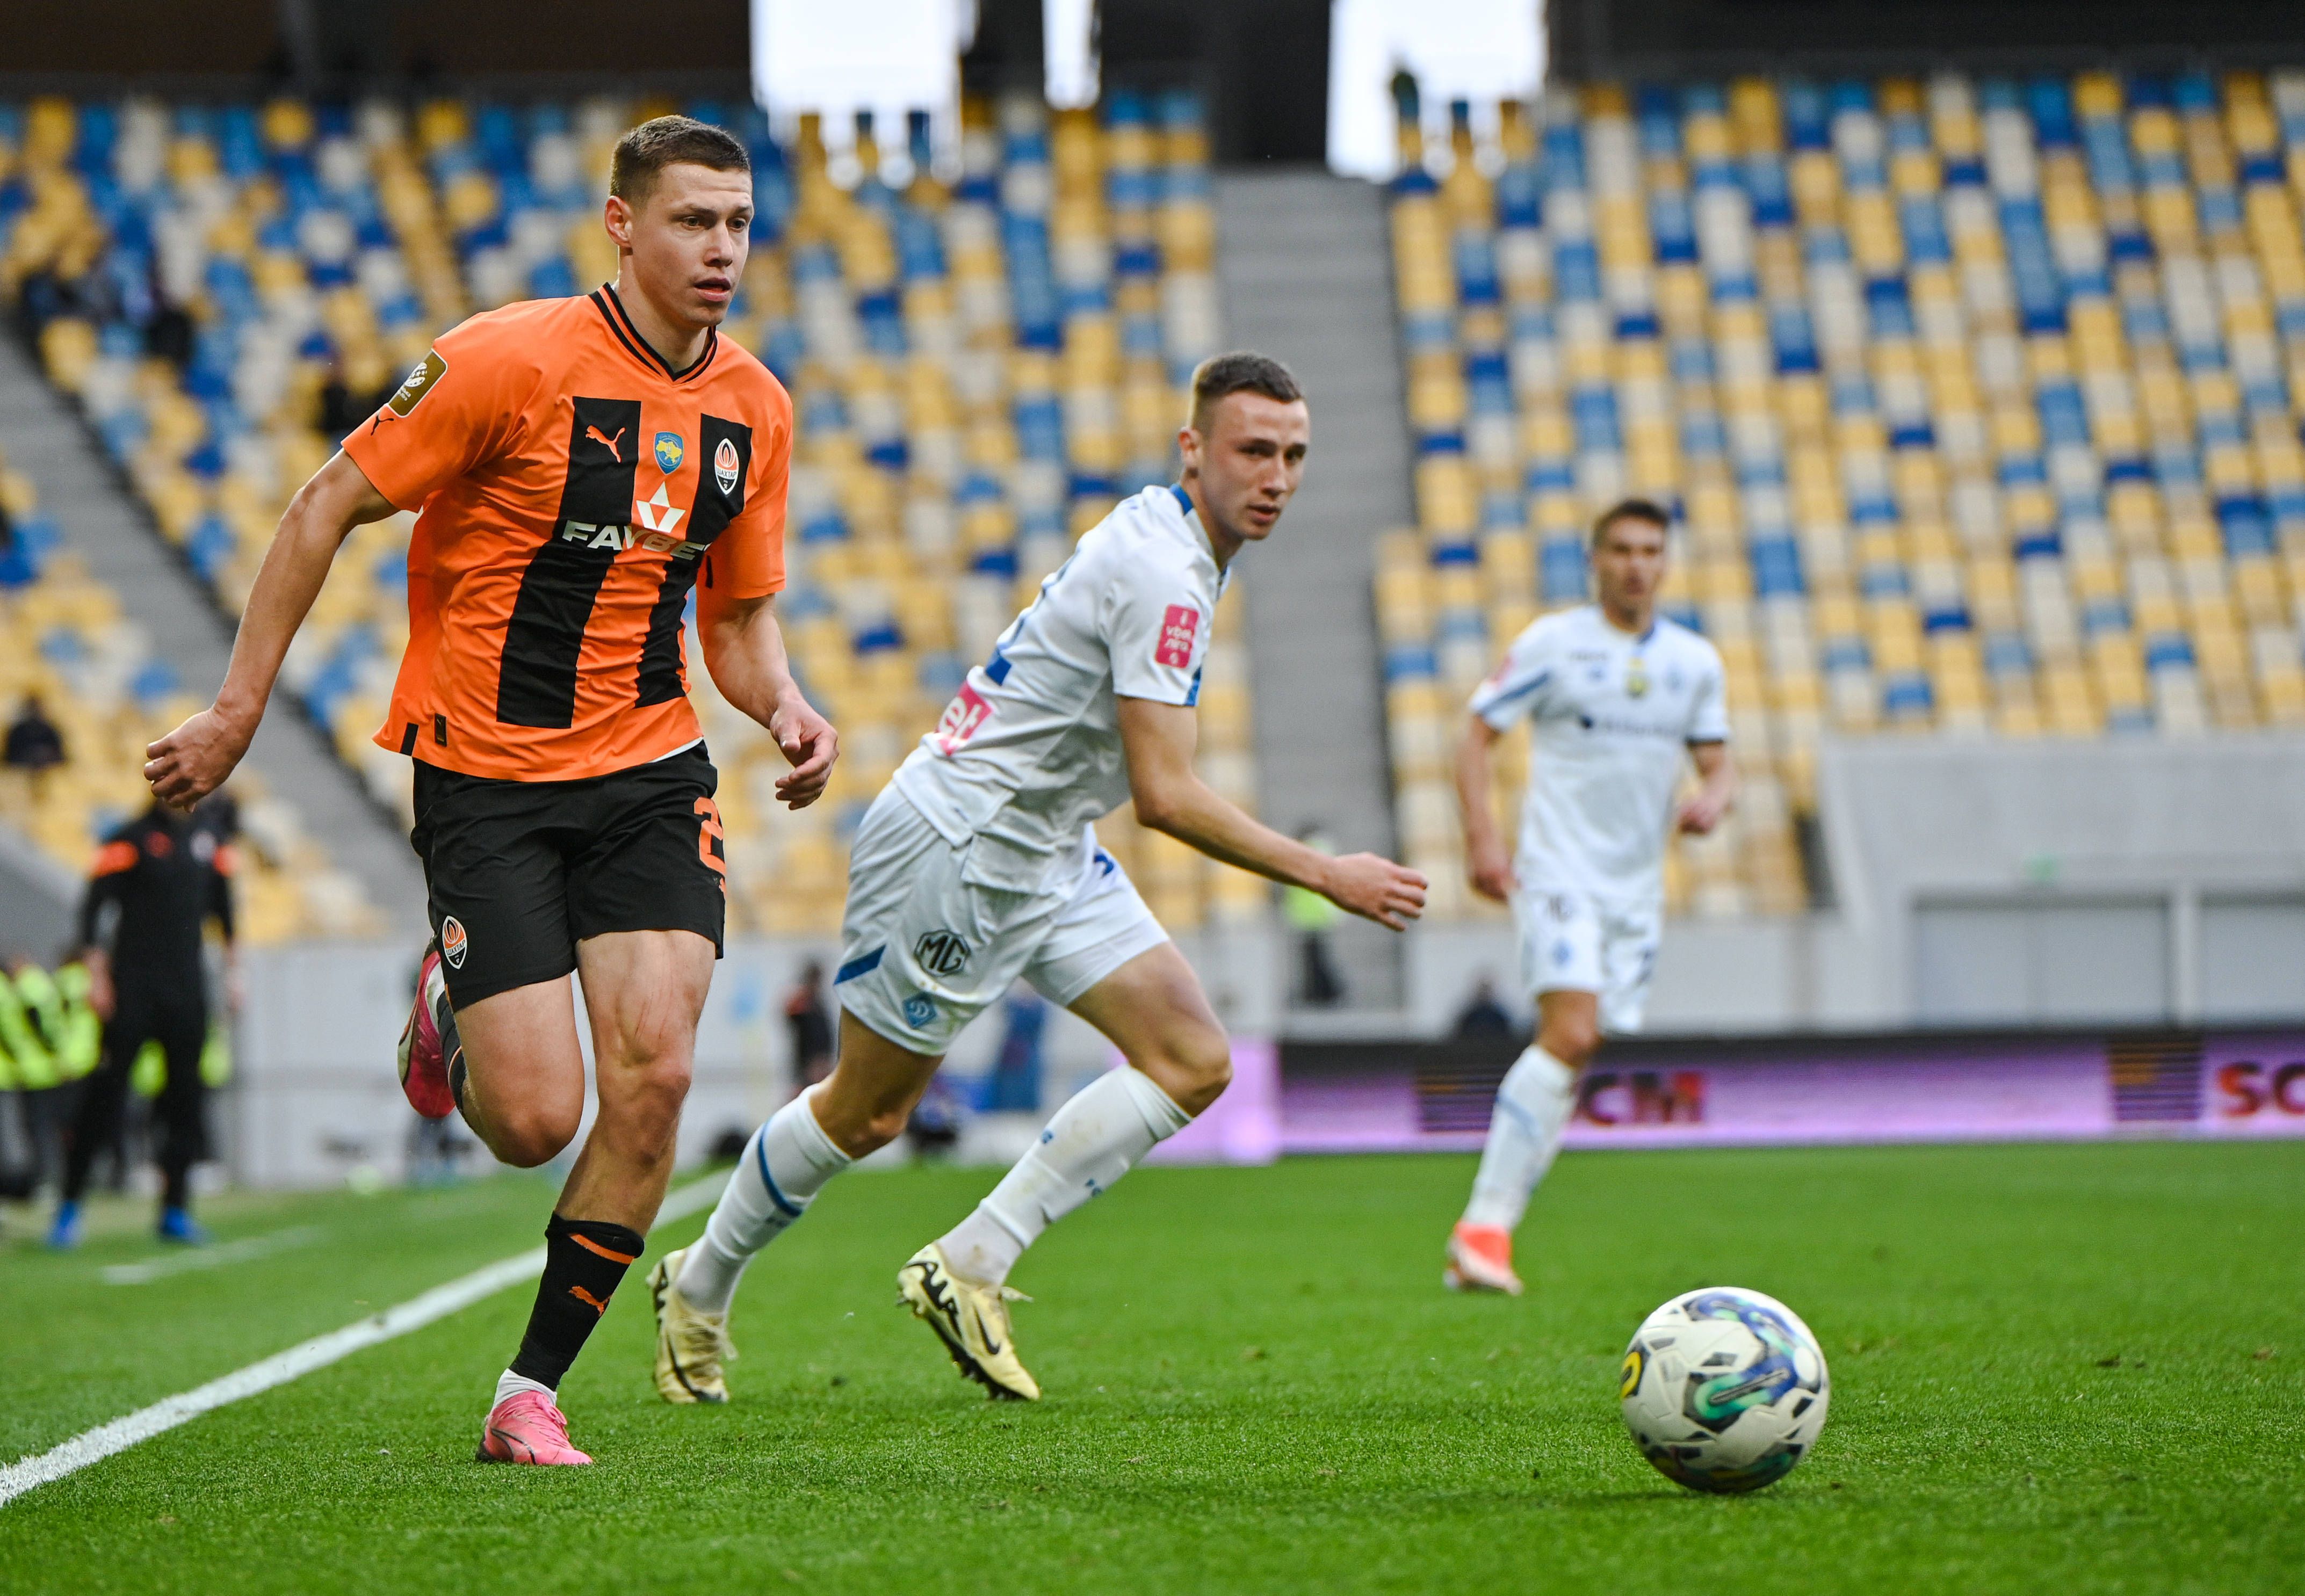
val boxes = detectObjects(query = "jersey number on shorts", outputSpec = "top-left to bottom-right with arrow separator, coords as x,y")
694,796 -> 727,884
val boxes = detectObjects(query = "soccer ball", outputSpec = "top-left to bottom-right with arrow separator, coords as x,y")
1617,1286 -> 1830,1493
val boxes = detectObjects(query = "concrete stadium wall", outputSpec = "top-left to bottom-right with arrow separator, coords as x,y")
1401,733 -> 2305,1038
1815,732 -> 2305,1027
0,822 -> 76,964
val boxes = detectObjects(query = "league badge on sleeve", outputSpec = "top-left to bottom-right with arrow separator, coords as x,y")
654,432 -> 685,474
386,349 -> 446,417
1155,604 -> 1201,668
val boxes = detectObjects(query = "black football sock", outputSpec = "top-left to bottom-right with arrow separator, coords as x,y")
508,1215 -> 645,1391
432,988 -> 469,1114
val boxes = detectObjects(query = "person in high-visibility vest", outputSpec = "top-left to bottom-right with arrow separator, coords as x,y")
50,795 -> 239,1249
50,959 -> 101,1082
0,968 -> 29,1201
1,959 -> 66,1197
0,961 -> 58,1092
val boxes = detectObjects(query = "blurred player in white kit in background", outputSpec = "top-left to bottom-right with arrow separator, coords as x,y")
1445,498 -> 1737,1295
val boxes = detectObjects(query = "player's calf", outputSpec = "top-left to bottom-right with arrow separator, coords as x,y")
1537,1010 -> 1601,1071
1131,1018 -> 1233,1115
446,980 -> 591,1166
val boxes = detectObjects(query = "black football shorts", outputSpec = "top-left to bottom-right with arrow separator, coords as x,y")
410,744 -> 727,1007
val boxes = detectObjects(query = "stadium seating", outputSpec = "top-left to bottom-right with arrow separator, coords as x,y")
1383,72 -> 2305,918
0,443 -> 370,941
0,90 -> 1250,938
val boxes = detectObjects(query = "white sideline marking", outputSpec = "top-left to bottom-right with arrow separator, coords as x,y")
0,1173 -> 727,1508
103,1225 -> 327,1286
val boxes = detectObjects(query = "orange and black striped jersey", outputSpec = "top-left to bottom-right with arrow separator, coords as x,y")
344,286 -> 791,782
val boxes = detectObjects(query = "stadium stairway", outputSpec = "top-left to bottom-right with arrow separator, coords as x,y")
1215,171 -> 1415,1013
0,331 -> 426,933
0,815 -> 75,961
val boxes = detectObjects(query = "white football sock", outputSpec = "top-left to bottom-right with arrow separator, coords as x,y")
494,1369 -> 557,1408
675,1087 -> 852,1314
1461,1046 -> 1578,1231
938,1065 -> 1191,1286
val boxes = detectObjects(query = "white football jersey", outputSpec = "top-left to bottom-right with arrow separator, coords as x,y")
1468,604 -> 1729,905
890,484 -> 1225,891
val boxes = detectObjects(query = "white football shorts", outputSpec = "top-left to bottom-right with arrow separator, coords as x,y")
834,787 -> 1169,1053
1513,886 -> 1663,1035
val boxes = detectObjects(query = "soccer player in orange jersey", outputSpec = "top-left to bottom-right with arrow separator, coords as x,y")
143,117 -> 837,1466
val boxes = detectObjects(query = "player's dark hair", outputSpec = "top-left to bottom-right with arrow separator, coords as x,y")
610,116 -> 750,205
1591,497 -> 1672,548
1188,351 -> 1304,432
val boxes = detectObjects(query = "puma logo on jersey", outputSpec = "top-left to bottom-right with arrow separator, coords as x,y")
559,519 -> 705,558
584,424 -> 626,461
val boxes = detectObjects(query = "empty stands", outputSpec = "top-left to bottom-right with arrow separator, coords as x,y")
2,90 -> 1251,938
1382,72 -> 2305,918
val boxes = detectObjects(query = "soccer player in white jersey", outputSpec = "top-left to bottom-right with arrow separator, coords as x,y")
648,353 -> 1427,1401
1443,498 -> 1736,1295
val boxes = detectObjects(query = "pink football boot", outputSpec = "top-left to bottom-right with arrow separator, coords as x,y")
475,1390 -> 592,1466
396,942 -> 456,1121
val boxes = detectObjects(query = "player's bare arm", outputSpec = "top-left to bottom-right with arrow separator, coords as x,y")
1117,695 -> 1426,930
1455,713 -> 1516,903
699,593 -> 837,808
145,451 -> 397,808
1677,739 -> 1737,835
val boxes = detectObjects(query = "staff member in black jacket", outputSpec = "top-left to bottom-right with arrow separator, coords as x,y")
48,795 -> 237,1249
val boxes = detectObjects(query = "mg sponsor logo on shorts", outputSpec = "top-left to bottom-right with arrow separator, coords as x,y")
913,929 -> 971,978
441,916 -> 468,969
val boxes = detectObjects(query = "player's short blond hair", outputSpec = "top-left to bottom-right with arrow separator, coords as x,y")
610,116 -> 750,206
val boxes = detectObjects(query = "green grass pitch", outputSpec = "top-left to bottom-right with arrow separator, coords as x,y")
3,1141 -> 2300,1593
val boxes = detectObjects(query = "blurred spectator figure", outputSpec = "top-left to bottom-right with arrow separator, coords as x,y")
1282,823 -> 1346,1007
1451,975 -> 1516,1041
0,957 -> 64,1205
144,298 -> 194,369
317,357 -> 396,440
4,692 -> 64,774
906,1072 -> 964,1158
785,960 -> 834,1090
0,949 -> 102,1209
50,795 -> 239,1250
985,983 -> 1047,1113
